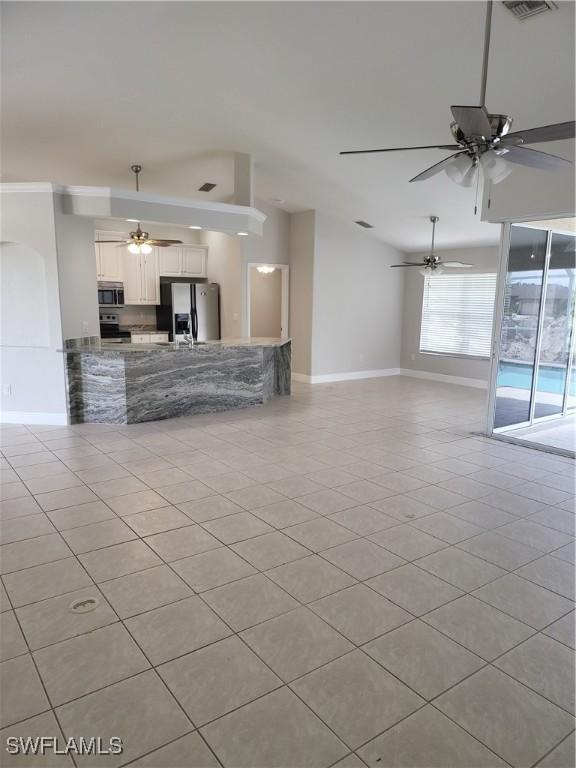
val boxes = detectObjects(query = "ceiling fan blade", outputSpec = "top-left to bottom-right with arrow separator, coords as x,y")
390,263 -> 425,268
409,152 -> 466,183
442,261 -> 473,267
340,145 -> 459,155
502,121 -> 575,146
147,239 -> 183,245
95,240 -> 125,243
501,146 -> 573,171
451,105 -> 493,139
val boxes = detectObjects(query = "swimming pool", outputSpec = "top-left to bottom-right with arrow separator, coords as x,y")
498,361 -> 575,396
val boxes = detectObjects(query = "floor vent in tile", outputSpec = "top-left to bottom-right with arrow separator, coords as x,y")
69,596 -> 100,614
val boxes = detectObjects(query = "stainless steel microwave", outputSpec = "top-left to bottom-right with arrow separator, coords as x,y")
98,282 -> 125,307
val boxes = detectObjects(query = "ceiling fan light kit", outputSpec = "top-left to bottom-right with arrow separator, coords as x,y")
340,0 -> 574,195
479,149 -> 513,183
444,154 -> 477,187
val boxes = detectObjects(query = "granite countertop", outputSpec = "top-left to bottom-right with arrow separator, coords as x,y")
63,337 -> 291,353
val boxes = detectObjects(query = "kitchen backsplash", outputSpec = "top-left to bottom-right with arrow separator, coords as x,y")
116,306 -> 157,329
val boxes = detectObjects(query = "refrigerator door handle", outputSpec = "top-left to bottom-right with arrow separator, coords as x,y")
192,308 -> 198,340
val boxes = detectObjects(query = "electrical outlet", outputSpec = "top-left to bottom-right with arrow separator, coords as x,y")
411,353 -> 416,361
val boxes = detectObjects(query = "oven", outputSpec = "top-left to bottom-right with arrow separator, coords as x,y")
99,312 -> 131,342
98,282 -> 125,307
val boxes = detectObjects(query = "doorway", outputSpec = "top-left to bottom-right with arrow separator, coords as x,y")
247,263 -> 289,339
488,219 -> 576,455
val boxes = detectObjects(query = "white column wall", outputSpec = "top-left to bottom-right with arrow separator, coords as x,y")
0,186 -> 68,423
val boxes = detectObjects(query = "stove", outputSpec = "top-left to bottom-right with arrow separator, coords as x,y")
99,312 -> 131,341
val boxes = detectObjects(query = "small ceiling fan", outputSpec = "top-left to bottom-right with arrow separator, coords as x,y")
95,165 -> 183,254
390,216 -> 472,273
340,1 -> 574,188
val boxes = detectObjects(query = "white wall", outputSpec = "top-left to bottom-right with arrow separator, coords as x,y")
250,267 -> 282,337
400,245 -> 499,384
310,213 -> 404,378
0,187 -> 68,422
241,201 -> 290,266
241,201 -> 290,335
55,200 -> 100,340
482,144 -> 575,223
288,211 -> 405,380
289,211 -> 316,376
201,230 -> 243,338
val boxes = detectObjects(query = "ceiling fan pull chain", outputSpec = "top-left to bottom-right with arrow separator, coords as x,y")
480,0 -> 493,106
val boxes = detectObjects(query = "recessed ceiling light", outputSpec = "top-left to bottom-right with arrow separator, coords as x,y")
126,218 -> 139,222
237,232 -> 249,237
189,225 -> 202,230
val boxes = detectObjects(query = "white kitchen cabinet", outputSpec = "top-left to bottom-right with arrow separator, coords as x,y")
122,250 -> 160,305
148,332 -> 169,343
142,251 -> 160,304
158,248 -> 181,276
131,332 -> 169,344
95,235 -> 124,282
158,245 -> 207,278
181,246 -> 206,276
122,253 -> 141,305
130,333 -> 150,344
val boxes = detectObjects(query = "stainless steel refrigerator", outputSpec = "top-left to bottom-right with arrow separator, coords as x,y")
156,281 -> 220,341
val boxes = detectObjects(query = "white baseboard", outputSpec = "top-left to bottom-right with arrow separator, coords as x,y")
292,368 -> 401,384
0,411 -> 69,426
399,368 -> 488,389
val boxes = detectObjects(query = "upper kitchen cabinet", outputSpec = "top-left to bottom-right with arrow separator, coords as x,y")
95,233 -> 123,281
123,250 -> 160,305
158,245 -> 207,278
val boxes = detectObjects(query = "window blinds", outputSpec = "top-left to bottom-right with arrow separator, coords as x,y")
420,273 -> 497,358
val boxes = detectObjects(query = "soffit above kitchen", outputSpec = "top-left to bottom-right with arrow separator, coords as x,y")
4,183 -> 266,236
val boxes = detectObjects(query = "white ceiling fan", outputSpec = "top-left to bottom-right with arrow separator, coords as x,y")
340,1 -> 574,189
390,216 -> 472,273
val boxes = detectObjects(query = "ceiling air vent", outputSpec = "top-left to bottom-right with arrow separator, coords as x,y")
198,182 -> 217,192
355,220 -> 374,229
502,1 -> 557,20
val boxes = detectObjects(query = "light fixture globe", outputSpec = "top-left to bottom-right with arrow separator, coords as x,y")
127,243 -> 141,255
480,149 -> 512,184
445,154 -> 476,187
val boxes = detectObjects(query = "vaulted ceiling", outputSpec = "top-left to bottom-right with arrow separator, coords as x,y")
2,1 -> 574,250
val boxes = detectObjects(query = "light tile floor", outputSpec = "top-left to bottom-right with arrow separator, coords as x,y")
0,376 -> 574,767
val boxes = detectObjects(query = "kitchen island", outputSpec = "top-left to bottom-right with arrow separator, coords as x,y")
64,338 -> 291,423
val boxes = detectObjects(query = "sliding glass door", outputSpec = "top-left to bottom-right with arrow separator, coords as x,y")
493,226 -> 548,429
533,233 -> 576,419
492,222 -> 576,435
